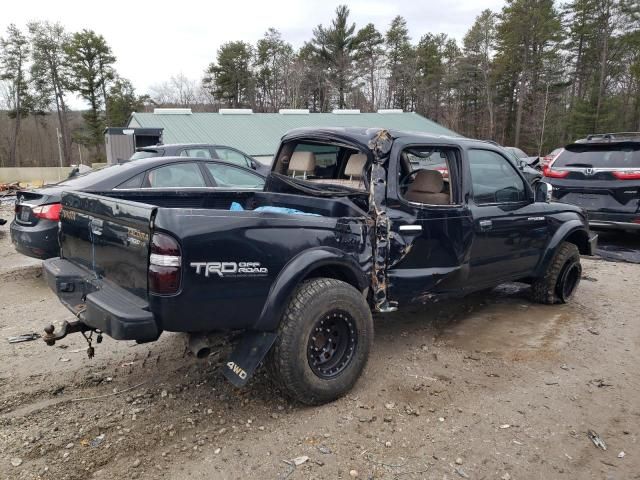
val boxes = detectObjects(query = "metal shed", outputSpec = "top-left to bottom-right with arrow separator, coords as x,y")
104,127 -> 164,165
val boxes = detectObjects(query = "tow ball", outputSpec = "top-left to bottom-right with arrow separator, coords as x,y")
43,321 -> 103,358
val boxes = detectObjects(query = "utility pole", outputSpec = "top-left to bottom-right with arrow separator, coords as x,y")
56,128 -> 63,181
78,144 -> 83,166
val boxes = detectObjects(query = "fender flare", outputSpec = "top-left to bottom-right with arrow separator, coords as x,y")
251,247 -> 368,332
534,220 -> 589,278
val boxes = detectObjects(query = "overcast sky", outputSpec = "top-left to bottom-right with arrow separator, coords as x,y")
2,0 -> 505,108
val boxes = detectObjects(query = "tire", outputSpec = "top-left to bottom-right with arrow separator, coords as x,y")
531,242 -> 582,304
267,278 -> 373,405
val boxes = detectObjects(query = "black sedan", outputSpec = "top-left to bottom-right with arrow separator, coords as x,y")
11,157 -> 266,259
129,143 -> 271,176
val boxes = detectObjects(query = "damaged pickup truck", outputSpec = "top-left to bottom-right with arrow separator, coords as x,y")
43,128 -> 597,404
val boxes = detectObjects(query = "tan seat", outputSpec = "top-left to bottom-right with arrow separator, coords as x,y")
405,170 -> 450,205
288,151 -> 316,179
344,153 -> 367,179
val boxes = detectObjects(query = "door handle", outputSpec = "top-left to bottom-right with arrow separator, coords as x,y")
399,225 -> 422,232
479,219 -> 492,231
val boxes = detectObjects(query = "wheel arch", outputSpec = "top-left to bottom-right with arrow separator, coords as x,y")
534,220 -> 589,278
252,247 -> 369,331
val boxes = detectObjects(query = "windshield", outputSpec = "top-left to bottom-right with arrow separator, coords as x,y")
130,149 -> 162,160
507,147 -> 528,158
554,144 -> 640,168
55,163 -> 138,188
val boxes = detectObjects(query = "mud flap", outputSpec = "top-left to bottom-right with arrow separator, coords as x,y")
222,331 -> 278,387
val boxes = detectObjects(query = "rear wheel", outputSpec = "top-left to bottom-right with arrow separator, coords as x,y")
532,242 -> 582,304
267,278 -> 373,405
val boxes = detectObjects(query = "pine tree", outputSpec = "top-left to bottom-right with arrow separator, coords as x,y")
203,41 -> 254,108
311,5 -> 357,109
0,24 -> 32,167
28,21 -> 73,165
65,29 -> 116,160
353,23 -> 384,110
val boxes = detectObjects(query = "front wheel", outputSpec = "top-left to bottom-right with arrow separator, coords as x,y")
267,278 -> 374,405
531,242 -> 582,304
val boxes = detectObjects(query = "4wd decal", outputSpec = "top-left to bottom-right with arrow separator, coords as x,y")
226,361 -> 248,380
190,261 -> 268,278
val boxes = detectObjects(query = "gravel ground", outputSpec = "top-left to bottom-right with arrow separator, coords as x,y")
0,243 -> 639,479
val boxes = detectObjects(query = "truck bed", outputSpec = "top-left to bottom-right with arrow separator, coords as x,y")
53,189 -> 371,338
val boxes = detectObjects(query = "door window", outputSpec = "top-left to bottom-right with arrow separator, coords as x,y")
213,148 -> 252,167
179,148 -> 213,159
145,163 -> 206,188
399,146 -> 455,205
205,163 -> 264,188
468,149 -> 526,204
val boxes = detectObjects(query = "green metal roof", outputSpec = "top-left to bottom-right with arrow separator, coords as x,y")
128,111 -> 459,157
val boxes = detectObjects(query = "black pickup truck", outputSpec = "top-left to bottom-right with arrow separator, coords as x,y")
43,128 -> 597,405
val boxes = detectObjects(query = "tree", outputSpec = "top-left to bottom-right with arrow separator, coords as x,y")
385,16 -> 415,110
106,77 -> 147,126
493,0 -> 562,149
204,41 -> 254,108
0,24 -> 32,167
255,29 -> 294,111
460,10 -> 497,138
353,23 -> 384,110
65,29 -> 116,160
28,21 -> 72,165
311,5 -> 357,108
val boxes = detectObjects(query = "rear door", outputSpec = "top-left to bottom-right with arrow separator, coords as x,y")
60,191 -> 154,299
548,143 -> 640,215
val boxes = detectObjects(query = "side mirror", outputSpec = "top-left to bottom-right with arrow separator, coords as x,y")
519,159 -> 528,170
534,181 -> 553,203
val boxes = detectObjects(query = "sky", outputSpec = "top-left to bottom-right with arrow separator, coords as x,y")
2,0 -> 506,108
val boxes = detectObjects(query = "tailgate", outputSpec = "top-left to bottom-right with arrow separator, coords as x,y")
60,191 -> 155,299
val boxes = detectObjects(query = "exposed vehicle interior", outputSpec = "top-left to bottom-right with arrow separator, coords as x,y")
398,147 -> 454,205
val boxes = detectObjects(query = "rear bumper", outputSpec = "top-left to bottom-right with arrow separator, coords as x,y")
587,211 -> 640,231
44,257 -> 160,342
10,219 -> 59,259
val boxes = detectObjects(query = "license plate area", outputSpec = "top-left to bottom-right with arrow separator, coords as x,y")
17,205 -> 32,223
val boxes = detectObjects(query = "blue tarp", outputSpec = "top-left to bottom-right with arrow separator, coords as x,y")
230,202 -> 320,216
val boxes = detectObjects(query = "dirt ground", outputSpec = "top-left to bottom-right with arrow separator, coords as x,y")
1,223 -> 639,479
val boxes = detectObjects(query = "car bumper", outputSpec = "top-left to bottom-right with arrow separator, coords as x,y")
587,212 -> 640,231
44,257 -> 160,342
10,219 -> 59,259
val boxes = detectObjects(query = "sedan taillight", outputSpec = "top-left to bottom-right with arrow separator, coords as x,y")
149,232 -> 181,295
32,203 -> 62,221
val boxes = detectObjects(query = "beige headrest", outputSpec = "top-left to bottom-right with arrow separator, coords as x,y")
344,153 -> 366,178
410,169 -> 444,193
288,151 -> 316,173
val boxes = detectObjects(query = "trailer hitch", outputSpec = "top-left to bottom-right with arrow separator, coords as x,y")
43,321 -> 102,358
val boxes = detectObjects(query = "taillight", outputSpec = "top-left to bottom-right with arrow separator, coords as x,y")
149,232 -> 181,295
32,203 -> 62,221
612,170 -> 640,180
543,165 -> 569,178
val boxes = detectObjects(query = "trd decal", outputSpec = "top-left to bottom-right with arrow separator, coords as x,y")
190,261 -> 268,277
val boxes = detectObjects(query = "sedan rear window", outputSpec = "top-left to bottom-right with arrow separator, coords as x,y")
554,144 -> 640,168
